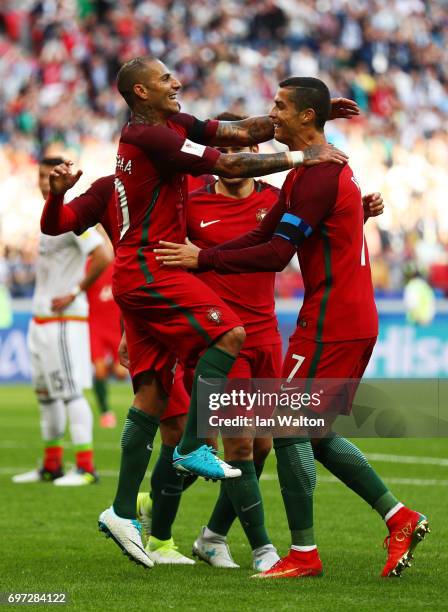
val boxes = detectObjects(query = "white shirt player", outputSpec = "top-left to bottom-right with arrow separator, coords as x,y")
33,229 -> 103,318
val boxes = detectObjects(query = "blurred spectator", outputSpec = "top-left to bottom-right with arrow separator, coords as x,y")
0,0 -> 447,297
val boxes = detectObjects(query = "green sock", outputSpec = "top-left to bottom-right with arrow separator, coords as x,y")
113,408 -> 159,519
274,438 -> 316,546
182,473 -> 198,491
222,460 -> 270,550
208,481 -> 235,537
208,461 -> 265,537
150,444 -> 184,540
93,377 -> 109,414
178,346 -> 236,454
313,435 -> 398,518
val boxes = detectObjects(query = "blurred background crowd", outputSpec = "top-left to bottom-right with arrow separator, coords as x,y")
1,0 -> 447,298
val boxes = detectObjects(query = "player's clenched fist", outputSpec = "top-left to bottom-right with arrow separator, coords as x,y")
49,160 -> 83,196
154,238 -> 200,269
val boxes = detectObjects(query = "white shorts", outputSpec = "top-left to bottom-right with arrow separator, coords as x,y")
28,319 -> 92,399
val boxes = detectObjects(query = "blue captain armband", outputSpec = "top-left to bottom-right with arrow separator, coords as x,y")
274,213 -> 313,247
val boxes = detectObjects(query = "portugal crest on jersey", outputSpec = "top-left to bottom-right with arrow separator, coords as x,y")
207,307 -> 222,326
256,208 -> 268,222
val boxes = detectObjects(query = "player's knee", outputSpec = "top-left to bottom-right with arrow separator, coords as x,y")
160,415 -> 186,446
217,326 -> 246,355
133,373 -> 168,417
224,438 -> 253,461
113,362 -> 128,380
36,389 -> 50,401
94,360 -> 108,379
253,437 -> 272,464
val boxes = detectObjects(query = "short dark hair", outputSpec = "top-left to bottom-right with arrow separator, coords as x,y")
279,77 -> 330,130
214,111 -> 248,122
39,156 -> 65,167
116,56 -> 154,108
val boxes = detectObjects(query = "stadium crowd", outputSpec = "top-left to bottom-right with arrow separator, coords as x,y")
1,0 -> 448,297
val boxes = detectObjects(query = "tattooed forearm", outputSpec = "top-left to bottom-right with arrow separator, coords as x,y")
212,116 -> 275,146
213,151 -> 291,178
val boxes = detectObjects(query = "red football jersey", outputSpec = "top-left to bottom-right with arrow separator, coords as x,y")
113,114 -> 220,296
188,180 -> 281,348
281,164 -> 378,341
199,163 -> 378,342
187,174 -> 215,192
86,261 -> 119,322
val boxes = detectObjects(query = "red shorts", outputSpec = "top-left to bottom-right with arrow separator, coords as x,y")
282,334 -> 377,415
89,319 -> 122,363
161,364 -> 190,422
229,342 -> 283,379
115,270 -> 242,394
160,342 -> 283,422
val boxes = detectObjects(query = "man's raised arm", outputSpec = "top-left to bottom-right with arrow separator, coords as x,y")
40,162 -> 83,235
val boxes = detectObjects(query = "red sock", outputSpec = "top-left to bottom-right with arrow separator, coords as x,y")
43,446 -> 63,472
76,449 -> 94,473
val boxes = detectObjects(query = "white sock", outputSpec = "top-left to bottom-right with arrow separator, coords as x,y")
384,502 -> 404,523
291,545 -> 317,552
65,396 -> 93,446
204,526 -> 225,540
38,398 -> 66,441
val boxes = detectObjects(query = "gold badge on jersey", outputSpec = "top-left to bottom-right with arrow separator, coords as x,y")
207,307 -> 223,326
256,208 -> 268,222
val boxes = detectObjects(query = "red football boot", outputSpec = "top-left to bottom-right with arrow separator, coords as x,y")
381,507 -> 430,577
252,548 -> 323,579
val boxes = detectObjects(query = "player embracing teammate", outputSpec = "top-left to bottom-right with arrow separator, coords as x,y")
156,77 -> 430,579
41,55 -> 349,568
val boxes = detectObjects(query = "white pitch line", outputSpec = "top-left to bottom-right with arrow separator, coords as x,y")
1,467 -> 447,486
366,453 -> 448,467
3,441 -> 448,465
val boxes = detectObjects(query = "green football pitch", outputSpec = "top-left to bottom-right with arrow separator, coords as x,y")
1,384 -> 447,611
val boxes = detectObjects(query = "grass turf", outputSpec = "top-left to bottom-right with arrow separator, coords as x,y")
1,384 -> 447,611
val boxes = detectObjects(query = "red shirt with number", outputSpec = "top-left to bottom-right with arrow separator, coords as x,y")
113,114 -> 220,296
198,163 -> 378,341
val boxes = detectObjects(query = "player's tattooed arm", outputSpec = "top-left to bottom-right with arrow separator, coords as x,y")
212,116 -> 275,146
210,99 -> 359,146
212,144 -> 348,178
363,192 -> 384,223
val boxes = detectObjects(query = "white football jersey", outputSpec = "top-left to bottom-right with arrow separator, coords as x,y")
32,228 -> 103,318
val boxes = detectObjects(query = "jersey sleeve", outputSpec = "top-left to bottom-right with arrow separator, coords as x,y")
73,226 -> 104,255
173,113 -> 219,145
67,176 -> 114,234
123,123 -> 220,176
197,199 -> 295,273
274,163 -> 342,248
40,192 -> 81,235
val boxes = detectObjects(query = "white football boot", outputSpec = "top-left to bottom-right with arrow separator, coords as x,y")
12,466 -> 64,483
252,544 -> 281,572
146,536 -> 195,565
53,468 -> 98,486
98,506 -> 153,568
192,527 -> 239,568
